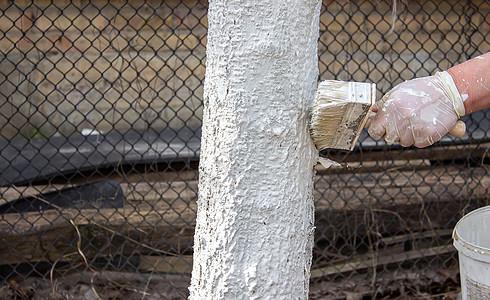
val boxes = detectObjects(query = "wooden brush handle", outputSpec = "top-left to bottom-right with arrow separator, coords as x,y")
448,120 -> 466,137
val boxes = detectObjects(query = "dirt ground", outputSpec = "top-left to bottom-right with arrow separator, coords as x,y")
0,272 -> 190,300
0,266 -> 462,300
309,266 -> 462,299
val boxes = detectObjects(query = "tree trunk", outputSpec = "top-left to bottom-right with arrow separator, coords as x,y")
189,1 -> 321,298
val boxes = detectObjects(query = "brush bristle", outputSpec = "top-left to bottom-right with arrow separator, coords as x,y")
311,80 -> 375,151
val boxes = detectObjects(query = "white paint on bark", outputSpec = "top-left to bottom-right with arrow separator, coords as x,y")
189,1 -> 321,299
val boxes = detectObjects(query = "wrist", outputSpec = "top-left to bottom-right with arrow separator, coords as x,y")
446,68 -> 472,113
447,52 -> 490,114
435,71 -> 465,117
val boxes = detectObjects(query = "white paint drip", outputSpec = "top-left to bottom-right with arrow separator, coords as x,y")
398,87 -> 429,99
318,157 -> 341,169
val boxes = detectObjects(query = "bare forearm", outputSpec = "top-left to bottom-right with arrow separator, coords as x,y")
447,52 -> 490,114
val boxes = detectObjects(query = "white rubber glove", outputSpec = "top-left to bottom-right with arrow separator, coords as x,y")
368,71 -> 465,148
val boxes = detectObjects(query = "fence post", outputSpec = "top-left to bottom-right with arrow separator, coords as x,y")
189,1 -> 321,298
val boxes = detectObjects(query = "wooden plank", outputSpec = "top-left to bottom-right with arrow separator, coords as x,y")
319,142 -> 490,174
0,207 -> 196,265
1,166 -> 488,266
380,229 -> 453,247
313,167 -> 489,255
310,245 -> 455,278
315,165 -> 489,210
139,255 -> 193,273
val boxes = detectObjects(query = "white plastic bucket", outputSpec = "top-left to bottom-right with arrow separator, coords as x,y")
453,205 -> 490,299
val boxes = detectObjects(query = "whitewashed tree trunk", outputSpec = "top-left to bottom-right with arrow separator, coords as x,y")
189,1 -> 321,299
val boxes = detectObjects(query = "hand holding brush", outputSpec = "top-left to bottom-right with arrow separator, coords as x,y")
309,52 -> 489,155
367,52 -> 490,148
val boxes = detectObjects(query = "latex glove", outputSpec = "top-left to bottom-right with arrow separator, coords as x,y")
368,71 -> 465,148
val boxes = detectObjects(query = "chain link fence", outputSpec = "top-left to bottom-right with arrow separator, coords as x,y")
0,0 -> 488,298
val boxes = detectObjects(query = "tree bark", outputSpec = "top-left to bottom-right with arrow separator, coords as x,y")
189,1 -> 321,299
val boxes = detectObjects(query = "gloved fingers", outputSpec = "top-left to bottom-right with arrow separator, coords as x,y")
363,111 -> 377,129
367,117 -> 387,141
413,134 -> 433,148
412,120 -> 453,148
435,117 -> 452,135
383,115 -> 402,144
366,73 -> 463,148
399,134 -> 415,147
398,121 -> 415,147
384,129 -> 400,144
367,96 -> 393,140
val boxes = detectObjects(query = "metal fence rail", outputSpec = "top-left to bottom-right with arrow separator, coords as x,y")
0,0 -> 488,298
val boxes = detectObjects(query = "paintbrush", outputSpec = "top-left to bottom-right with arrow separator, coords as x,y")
310,80 -> 376,152
310,80 -> 467,156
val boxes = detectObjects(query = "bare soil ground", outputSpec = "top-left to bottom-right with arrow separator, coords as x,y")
0,265 -> 461,300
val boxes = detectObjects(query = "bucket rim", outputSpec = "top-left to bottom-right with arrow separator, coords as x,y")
453,205 -> 490,261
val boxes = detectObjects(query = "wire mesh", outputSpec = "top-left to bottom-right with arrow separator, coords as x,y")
0,0 -> 488,299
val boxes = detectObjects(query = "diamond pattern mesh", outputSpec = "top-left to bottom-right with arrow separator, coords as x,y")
0,0 -> 488,298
